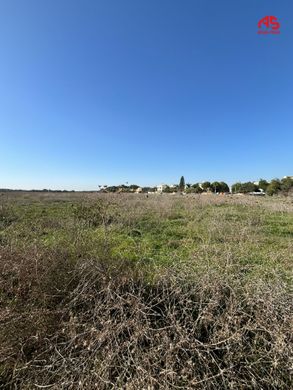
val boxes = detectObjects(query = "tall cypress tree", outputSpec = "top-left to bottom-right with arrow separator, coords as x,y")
179,176 -> 185,192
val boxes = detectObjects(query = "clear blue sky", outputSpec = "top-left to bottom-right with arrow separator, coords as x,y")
0,0 -> 292,190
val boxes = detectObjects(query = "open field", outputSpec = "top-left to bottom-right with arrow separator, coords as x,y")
0,192 -> 292,389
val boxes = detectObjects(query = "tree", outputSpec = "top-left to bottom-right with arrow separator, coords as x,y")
231,182 -> 257,193
220,182 -> 230,193
105,186 -> 118,192
129,184 -> 139,190
258,179 -> 269,192
201,181 -> 211,192
266,179 -> 281,196
178,176 -> 185,192
210,181 -> 229,193
190,183 -> 203,194
211,181 -> 221,193
241,182 -> 257,193
231,182 -> 241,193
142,187 -> 156,193
163,185 -> 172,193
280,177 -> 293,194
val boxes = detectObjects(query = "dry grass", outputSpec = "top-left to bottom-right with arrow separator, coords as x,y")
0,193 -> 292,389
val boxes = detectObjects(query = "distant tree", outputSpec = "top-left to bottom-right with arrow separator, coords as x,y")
118,184 -> 131,192
129,184 -> 139,190
266,179 -> 281,196
280,177 -> 293,194
163,185 -> 172,193
258,179 -> 269,192
219,182 -> 230,192
179,176 -> 185,192
210,181 -> 229,193
233,182 -> 257,193
211,181 -> 221,193
243,182 -> 257,193
201,182 -> 211,192
195,184 -> 203,193
188,183 -> 203,194
231,182 -> 241,193
106,186 -> 118,193
231,182 -> 256,193
142,187 -> 156,193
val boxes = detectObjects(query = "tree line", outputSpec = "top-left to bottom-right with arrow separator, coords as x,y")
2,176 -> 291,196
232,177 -> 293,196
102,176 -> 293,196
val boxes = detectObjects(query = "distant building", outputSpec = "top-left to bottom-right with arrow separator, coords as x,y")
135,187 -> 143,193
156,184 -> 167,193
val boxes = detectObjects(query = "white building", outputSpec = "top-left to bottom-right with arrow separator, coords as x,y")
156,184 -> 167,193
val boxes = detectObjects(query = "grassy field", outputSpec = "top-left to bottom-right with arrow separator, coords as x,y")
0,192 -> 292,389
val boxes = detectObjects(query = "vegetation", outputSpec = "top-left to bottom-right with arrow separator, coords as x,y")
232,177 -> 293,196
1,176 -> 292,196
258,179 -> 269,192
0,192 -> 292,389
231,182 -> 258,194
178,176 -> 185,192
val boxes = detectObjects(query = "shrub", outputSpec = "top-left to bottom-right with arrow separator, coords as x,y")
0,249 -> 292,389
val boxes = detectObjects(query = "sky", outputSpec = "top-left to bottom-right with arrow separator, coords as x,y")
0,0 -> 292,190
